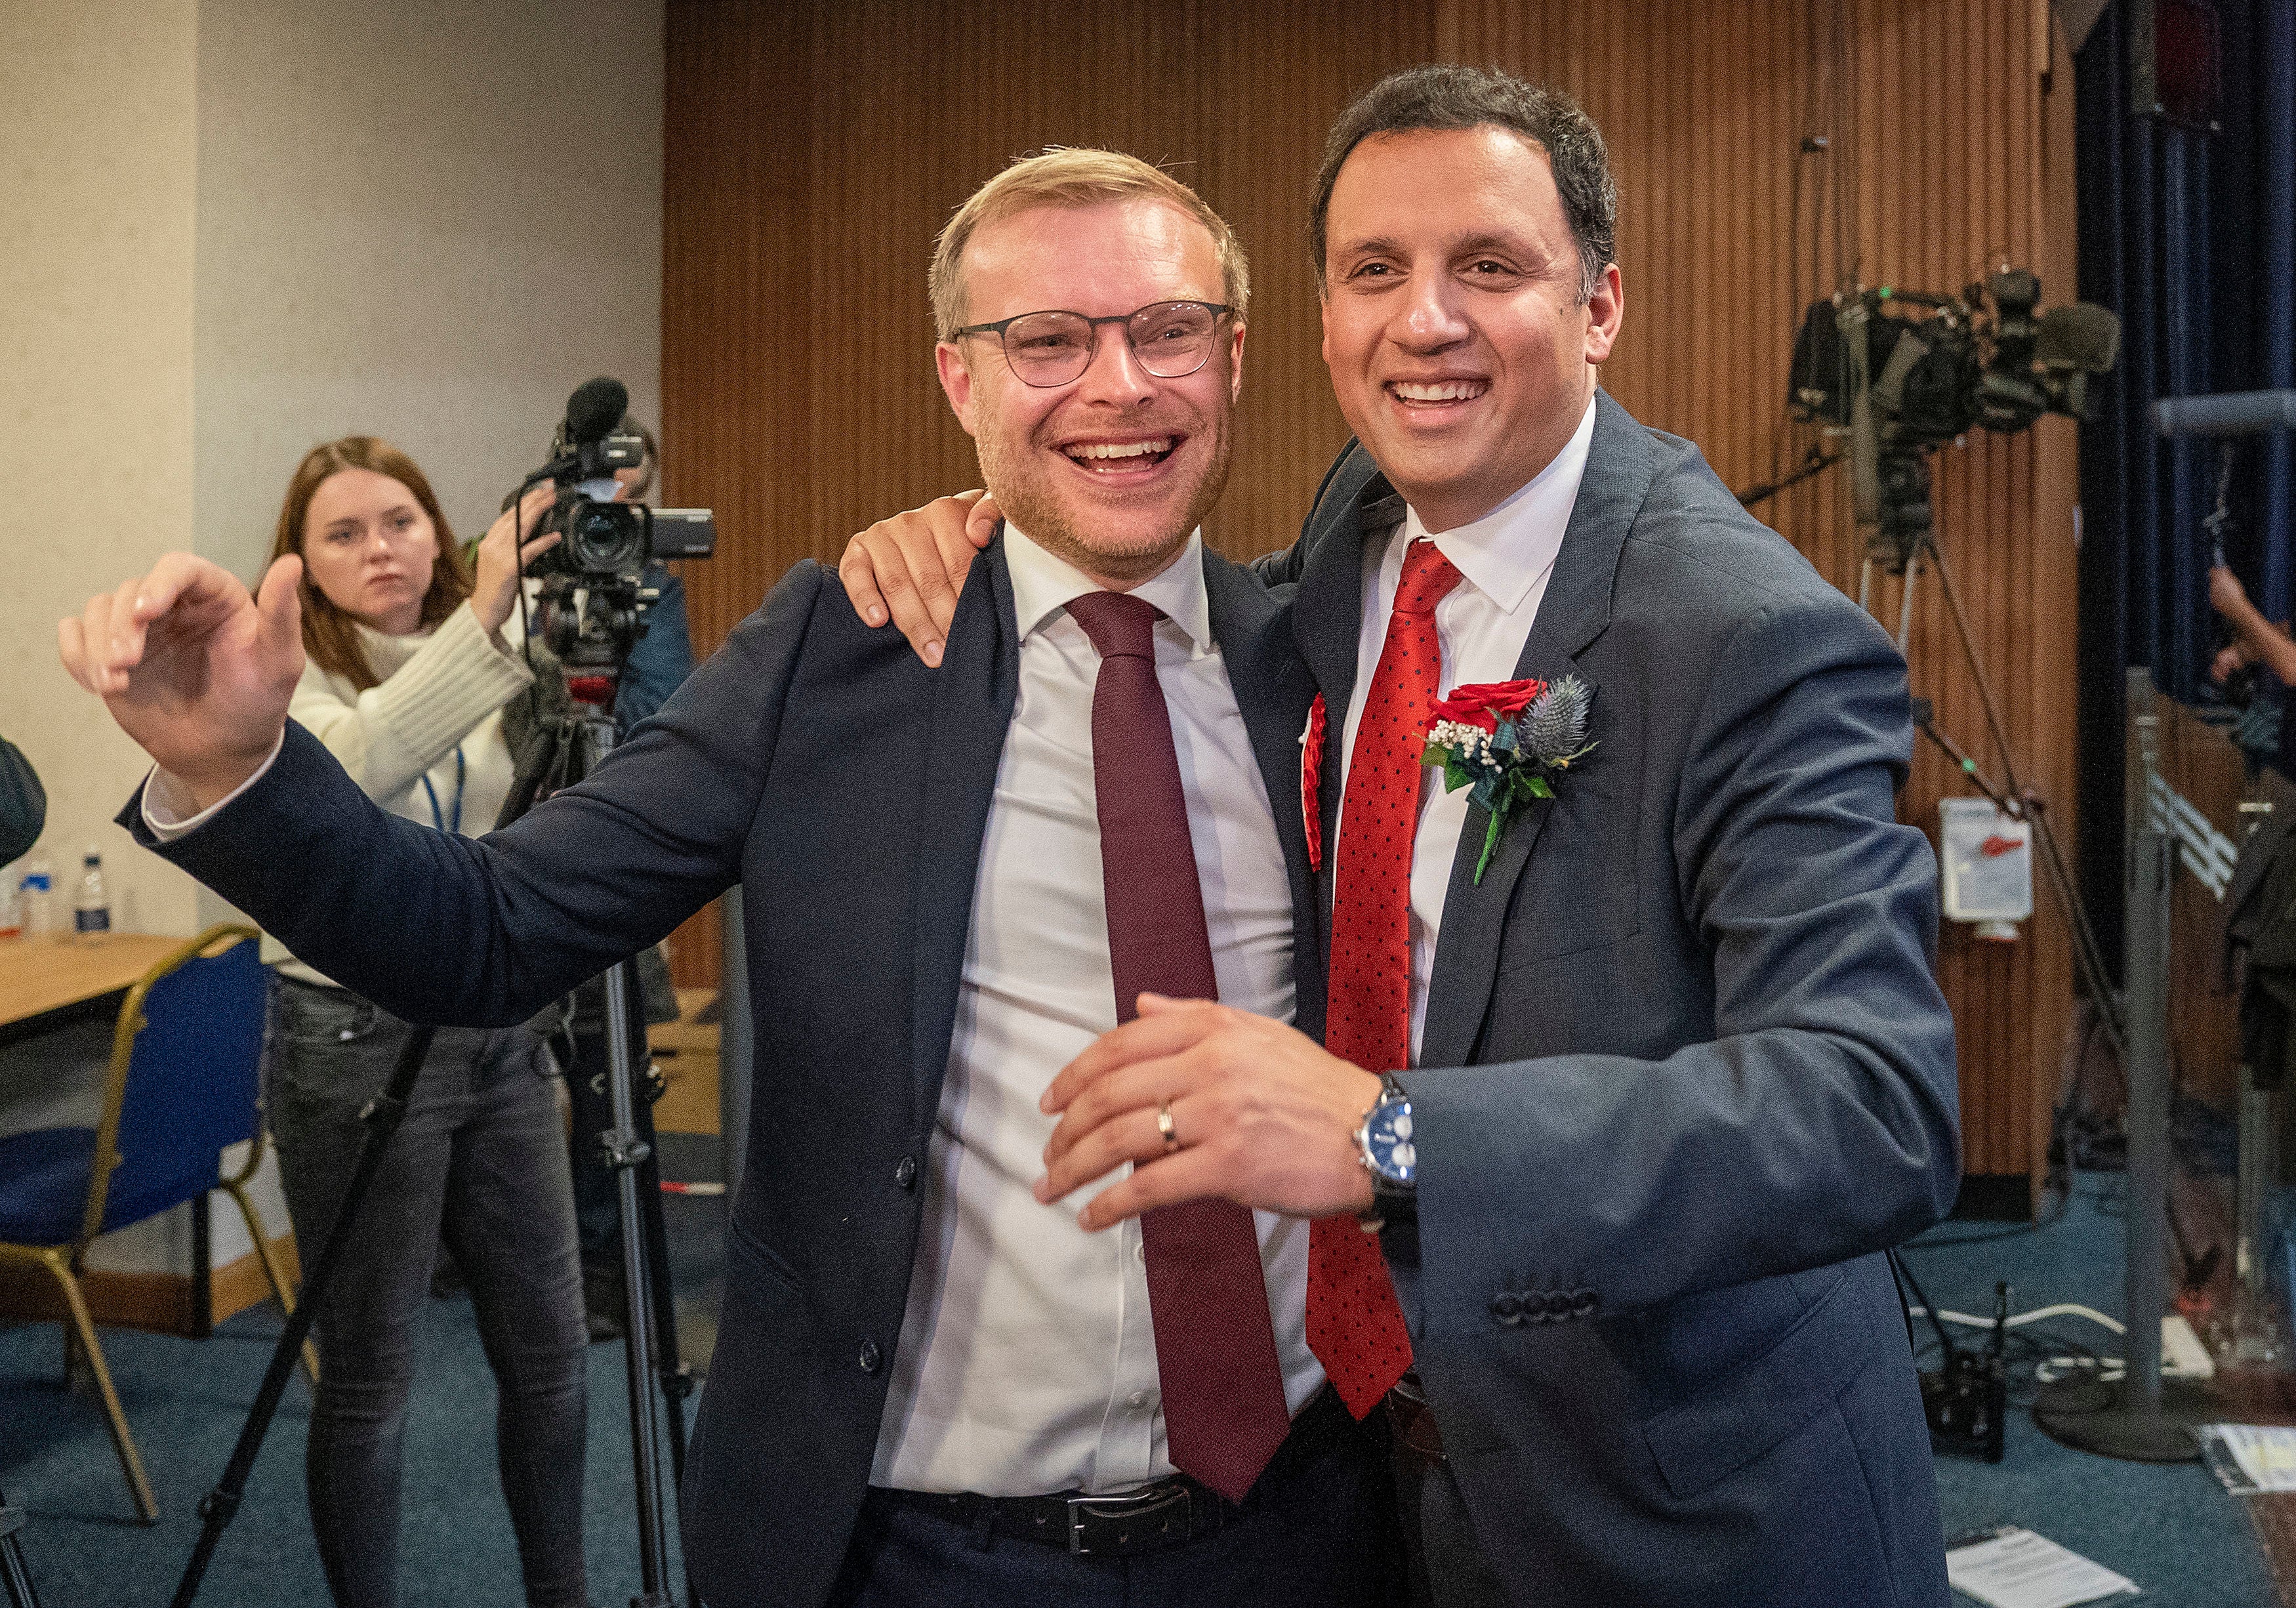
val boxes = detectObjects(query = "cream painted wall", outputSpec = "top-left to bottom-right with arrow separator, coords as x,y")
5,1 -> 203,940
3,0 -> 664,1278
193,0 -> 665,587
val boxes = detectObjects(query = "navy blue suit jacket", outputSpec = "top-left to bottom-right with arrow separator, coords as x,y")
1265,392 -> 1960,1607
127,539 -> 1323,1608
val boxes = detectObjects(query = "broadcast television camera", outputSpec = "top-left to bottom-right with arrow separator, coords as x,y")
1786,270 -> 2120,569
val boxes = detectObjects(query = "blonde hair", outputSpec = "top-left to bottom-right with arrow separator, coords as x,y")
930,147 -> 1249,340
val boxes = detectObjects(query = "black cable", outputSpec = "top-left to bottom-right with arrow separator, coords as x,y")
1887,1248 -> 1959,1362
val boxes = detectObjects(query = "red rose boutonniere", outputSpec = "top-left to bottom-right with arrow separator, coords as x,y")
1300,693 -> 1328,872
1422,674 -> 1596,884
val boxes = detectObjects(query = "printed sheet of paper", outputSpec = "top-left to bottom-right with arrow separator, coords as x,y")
2200,1423 -> 2296,1494
1943,1527 -> 2138,1608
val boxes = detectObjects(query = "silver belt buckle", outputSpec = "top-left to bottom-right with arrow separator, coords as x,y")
1065,1482 -> 1183,1555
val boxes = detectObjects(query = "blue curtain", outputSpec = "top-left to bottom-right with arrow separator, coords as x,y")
2074,0 -> 2295,977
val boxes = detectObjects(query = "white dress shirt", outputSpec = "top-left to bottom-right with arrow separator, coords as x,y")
1334,394 -> 1597,1061
871,524 -> 1324,1498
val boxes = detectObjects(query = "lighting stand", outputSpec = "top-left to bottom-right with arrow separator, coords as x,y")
2034,668 -> 2205,1462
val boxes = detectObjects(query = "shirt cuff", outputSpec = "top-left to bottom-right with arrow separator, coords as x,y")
142,730 -> 287,842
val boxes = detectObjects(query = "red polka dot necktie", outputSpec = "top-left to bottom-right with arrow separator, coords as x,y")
1310,538 -> 1463,1418
1066,590 -> 1293,1504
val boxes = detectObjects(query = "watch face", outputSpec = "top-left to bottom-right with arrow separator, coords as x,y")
1364,1098 -> 1416,1186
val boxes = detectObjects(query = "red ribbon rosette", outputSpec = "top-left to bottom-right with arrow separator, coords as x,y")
1300,693 -> 1328,873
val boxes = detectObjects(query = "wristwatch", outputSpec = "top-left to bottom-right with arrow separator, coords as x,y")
1355,1074 -> 1417,1231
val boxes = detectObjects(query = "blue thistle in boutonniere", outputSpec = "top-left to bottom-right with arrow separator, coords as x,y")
1422,674 -> 1597,884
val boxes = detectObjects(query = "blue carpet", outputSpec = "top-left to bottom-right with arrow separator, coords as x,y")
1903,1174 -> 2277,1606
3,1165 -> 2279,1606
1,1169 -> 724,1608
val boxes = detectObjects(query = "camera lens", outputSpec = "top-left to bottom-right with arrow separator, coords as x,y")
565,502 -> 647,575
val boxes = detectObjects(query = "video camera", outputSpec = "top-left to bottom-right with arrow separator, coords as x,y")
1786,271 -> 2120,568
515,377 -> 716,675
523,376 -> 716,583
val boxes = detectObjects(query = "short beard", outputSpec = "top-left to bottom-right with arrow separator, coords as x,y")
979,422 -> 1234,587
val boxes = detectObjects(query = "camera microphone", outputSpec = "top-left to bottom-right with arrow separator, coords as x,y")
522,377 -> 637,492
563,376 -> 630,446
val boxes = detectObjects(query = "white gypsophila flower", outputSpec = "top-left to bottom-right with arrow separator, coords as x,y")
1428,720 -> 1496,765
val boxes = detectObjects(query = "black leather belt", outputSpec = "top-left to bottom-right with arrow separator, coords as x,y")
879,1384 -> 1355,1557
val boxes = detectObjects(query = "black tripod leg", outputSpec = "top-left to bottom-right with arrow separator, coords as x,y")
1,1487 -> 41,1608
170,1023 -> 435,1608
623,1010 -> 699,1608
623,1010 -> 693,1485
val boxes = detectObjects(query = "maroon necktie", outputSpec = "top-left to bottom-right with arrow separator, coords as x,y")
1067,589 -> 1291,1504
1311,539 -> 1464,1417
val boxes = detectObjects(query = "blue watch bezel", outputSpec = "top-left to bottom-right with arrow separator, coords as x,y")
1359,1077 -> 1416,1189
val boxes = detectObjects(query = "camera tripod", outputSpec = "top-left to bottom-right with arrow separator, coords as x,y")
170,681 -> 695,1608
1,1487 -> 39,1608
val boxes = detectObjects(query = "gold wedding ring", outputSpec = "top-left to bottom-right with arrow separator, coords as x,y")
1156,1101 -> 1179,1152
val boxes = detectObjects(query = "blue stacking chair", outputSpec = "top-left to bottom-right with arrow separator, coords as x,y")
0,925 -> 307,1523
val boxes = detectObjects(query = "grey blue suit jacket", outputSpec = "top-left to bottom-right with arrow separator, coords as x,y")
125,541 -> 1324,1608
1266,390 -> 1960,1607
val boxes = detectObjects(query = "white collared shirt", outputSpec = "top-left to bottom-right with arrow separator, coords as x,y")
872,524 -> 1323,1497
1334,394 -> 1597,1061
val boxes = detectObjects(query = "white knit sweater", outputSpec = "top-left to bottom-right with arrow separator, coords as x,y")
273,599 -> 534,987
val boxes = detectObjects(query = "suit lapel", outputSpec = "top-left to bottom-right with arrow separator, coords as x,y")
1204,550 -> 1326,1038
907,534 -> 1021,1128
1294,442 -> 1407,919
1291,440 -> 1400,734
1418,393 -> 1652,1069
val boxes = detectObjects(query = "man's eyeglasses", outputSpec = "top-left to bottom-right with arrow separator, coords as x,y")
949,300 -> 1236,388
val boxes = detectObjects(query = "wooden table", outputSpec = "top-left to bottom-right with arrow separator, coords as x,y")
0,932 -> 186,1031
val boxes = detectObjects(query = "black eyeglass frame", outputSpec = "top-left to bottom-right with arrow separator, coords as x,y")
947,300 -> 1239,387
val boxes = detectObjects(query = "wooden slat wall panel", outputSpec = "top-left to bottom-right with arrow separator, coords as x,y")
663,0 -> 2081,1192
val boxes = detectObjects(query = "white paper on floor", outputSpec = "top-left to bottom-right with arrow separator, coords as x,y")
2200,1423 -> 2296,1495
1944,1526 -> 2139,1608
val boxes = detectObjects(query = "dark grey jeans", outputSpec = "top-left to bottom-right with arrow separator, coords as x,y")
265,975 -> 588,1608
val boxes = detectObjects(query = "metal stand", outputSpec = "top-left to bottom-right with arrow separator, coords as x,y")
515,691 -> 691,1608
171,1022 -> 438,1605
2035,670 -> 2202,1462
1,1488 -> 41,1608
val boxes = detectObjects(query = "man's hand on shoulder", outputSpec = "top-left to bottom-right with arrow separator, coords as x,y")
837,489 -> 999,667
1036,995 -> 1383,1228
58,553 -> 305,812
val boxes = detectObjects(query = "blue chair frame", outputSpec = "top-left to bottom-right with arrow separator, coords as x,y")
0,925 -> 306,1523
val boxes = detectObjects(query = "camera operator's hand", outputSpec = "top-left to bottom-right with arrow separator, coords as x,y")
473,480 -> 563,635
58,553 -> 306,812
838,489 -> 998,667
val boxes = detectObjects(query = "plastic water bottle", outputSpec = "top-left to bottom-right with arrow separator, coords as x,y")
74,850 -> 110,939
20,856 -> 53,938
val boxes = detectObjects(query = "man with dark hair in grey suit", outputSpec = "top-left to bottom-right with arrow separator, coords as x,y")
842,63 -> 1958,1608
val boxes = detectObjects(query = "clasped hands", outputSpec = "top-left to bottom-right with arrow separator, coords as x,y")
1035,993 -> 1384,1230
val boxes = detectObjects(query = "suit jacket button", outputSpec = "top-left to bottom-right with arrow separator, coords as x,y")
894,1156 -> 918,1189
857,1338 -> 882,1374
1572,1288 -> 1599,1317
1489,1293 -> 1523,1324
